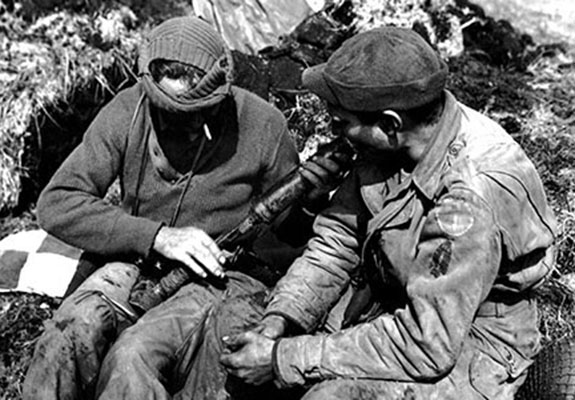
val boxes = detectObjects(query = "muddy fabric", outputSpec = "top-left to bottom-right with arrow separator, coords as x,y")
299,336 -> 528,400
173,273 -> 276,400
97,272 -> 279,399
265,91 -> 557,394
22,262 -> 139,400
286,299 -> 536,400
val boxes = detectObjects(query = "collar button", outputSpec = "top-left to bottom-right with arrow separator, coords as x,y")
449,142 -> 463,157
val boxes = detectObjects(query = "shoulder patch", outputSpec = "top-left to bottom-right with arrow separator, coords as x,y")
435,197 -> 475,237
430,240 -> 452,277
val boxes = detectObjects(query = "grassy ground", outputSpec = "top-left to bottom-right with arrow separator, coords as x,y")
475,0 -> 575,342
438,0 -> 575,344
475,0 -> 575,49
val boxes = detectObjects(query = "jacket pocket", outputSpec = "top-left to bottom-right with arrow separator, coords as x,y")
469,350 -> 510,399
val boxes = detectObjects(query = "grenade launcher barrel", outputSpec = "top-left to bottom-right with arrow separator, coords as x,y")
128,136 -> 355,315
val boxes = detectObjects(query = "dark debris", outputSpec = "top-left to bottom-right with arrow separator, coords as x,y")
0,293 -> 60,398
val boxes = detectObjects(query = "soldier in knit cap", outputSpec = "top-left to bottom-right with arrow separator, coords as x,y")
23,16 -> 345,399
220,27 -> 558,399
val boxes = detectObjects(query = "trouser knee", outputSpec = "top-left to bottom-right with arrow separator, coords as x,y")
99,320 -> 175,381
96,331 -> 166,397
22,329 -> 78,400
58,261 -> 140,333
23,293 -> 116,399
103,328 -> 154,364
24,262 -> 139,398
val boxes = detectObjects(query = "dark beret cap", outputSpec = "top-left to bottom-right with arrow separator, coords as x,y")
302,26 -> 448,111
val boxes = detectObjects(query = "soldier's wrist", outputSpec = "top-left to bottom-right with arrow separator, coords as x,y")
271,338 -> 288,388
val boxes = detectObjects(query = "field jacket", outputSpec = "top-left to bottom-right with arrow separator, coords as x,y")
266,91 -> 557,387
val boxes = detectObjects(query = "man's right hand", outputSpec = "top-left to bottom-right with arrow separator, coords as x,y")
152,226 -> 227,279
254,315 -> 288,340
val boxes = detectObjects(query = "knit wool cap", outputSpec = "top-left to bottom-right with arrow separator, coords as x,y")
138,16 -> 234,113
302,27 -> 448,111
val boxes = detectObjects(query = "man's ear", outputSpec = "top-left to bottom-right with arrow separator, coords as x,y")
380,110 -> 403,133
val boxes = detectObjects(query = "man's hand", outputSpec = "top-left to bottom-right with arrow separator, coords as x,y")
254,315 -> 288,340
220,332 -> 276,385
152,226 -> 226,279
300,150 -> 352,203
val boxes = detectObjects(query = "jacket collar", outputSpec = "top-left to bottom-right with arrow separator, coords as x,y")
410,90 -> 462,200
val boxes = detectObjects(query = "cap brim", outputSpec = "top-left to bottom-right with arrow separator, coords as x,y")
302,63 -> 338,106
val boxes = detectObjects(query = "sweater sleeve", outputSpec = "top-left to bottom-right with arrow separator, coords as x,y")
37,90 -> 162,256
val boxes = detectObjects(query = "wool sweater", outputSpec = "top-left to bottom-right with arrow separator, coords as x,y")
37,83 -> 301,259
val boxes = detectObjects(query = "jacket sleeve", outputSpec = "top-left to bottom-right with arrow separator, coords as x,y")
37,92 -> 163,256
272,185 -> 504,386
265,172 -> 365,331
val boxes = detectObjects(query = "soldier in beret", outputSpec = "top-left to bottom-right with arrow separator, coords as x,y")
221,26 -> 557,399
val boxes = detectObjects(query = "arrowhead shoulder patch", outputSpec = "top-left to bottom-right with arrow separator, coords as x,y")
435,197 -> 475,237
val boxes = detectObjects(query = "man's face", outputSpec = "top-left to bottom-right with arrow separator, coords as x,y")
154,77 -> 205,137
328,105 -> 398,159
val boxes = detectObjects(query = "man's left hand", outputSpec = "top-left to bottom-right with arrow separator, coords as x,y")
219,332 -> 275,385
301,152 -> 349,203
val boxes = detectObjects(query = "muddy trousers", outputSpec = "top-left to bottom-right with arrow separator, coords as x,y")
95,272 -> 272,400
22,262 -> 140,400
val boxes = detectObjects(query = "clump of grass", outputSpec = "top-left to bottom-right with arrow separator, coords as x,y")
278,92 -> 334,160
0,6 -> 141,214
350,0 -> 465,58
0,293 -> 61,399
506,49 -> 575,344
0,210 -> 39,240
